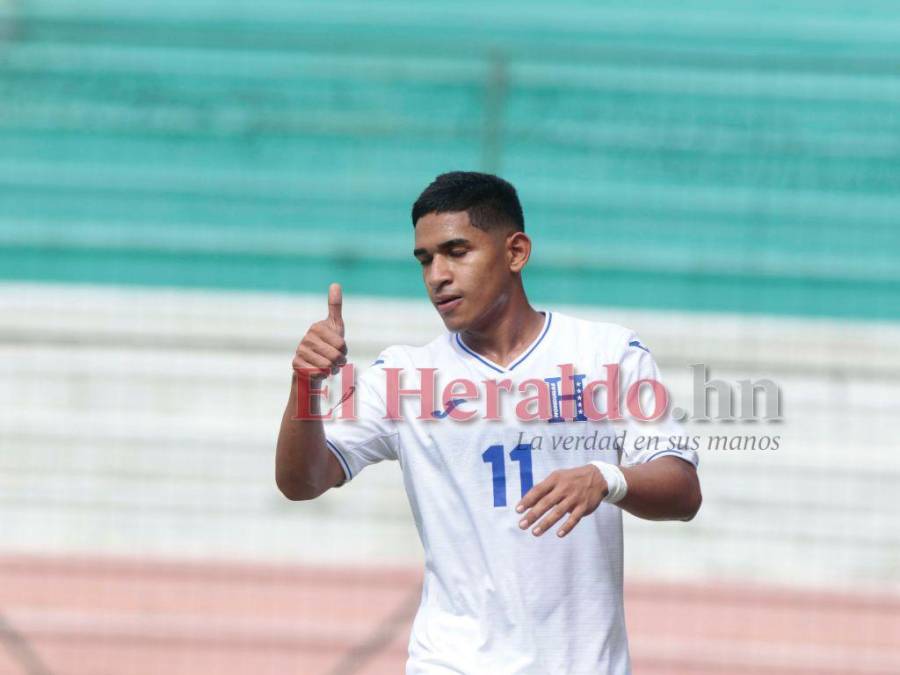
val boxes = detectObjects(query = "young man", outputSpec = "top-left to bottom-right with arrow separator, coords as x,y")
276,172 -> 701,674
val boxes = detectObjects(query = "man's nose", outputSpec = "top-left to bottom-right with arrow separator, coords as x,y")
426,255 -> 452,290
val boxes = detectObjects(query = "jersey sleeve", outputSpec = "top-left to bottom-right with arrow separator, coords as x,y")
323,350 -> 401,486
615,330 -> 699,469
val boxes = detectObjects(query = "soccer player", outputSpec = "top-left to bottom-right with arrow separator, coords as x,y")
276,172 -> 702,674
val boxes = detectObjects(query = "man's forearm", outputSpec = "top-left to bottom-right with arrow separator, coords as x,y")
618,456 -> 702,521
275,375 -> 338,500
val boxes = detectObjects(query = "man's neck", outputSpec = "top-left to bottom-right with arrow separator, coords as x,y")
459,294 -> 545,369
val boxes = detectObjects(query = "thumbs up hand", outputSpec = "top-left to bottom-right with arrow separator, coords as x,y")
327,282 -> 344,337
293,283 -> 348,380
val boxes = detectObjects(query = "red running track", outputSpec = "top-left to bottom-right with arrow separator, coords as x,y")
0,555 -> 897,675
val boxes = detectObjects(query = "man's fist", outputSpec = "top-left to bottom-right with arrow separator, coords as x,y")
292,283 -> 348,379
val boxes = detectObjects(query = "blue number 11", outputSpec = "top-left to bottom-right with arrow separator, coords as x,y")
481,443 -> 534,507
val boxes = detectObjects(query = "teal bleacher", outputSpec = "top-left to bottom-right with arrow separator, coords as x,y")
1,0 -> 899,319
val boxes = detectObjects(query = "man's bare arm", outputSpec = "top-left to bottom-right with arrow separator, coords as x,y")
618,456 -> 701,521
275,375 -> 345,500
275,283 -> 348,501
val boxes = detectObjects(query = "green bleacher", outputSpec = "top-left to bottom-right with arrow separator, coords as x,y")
1,0 -> 899,319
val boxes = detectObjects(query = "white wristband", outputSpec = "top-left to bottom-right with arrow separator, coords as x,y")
589,461 -> 628,504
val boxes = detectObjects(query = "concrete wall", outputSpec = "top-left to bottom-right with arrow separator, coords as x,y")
2,282 -> 898,592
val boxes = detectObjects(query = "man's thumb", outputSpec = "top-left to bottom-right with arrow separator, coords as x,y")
327,282 -> 344,333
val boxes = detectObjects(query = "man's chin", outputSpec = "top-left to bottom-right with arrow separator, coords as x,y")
437,312 -> 468,332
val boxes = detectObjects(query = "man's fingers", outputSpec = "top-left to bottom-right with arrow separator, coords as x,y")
294,346 -> 333,372
518,488 -> 564,531
515,474 -> 557,513
555,505 -> 587,538
309,322 -> 347,357
532,500 -> 574,536
305,333 -> 347,366
327,283 -> 344,334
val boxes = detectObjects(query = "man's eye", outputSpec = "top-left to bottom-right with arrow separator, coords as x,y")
449,249 -> 467,258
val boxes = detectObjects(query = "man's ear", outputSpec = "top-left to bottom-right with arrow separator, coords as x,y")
506,231 -> 532,273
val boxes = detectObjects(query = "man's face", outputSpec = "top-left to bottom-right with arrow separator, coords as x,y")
413,211 -> 515,332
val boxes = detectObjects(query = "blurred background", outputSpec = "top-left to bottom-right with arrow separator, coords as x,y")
1,1 -> 899,673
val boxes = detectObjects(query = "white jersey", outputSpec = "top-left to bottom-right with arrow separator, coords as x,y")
324,310 -> 698,675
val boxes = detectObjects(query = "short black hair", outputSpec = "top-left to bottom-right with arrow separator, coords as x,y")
411,171 -> 524,232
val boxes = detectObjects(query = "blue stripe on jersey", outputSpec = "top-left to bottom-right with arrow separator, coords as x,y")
629,340 -> 650,353
509,312 -> 553,370
325,438 -> 353,479
454,311 -> 553,373
642,449 -> 692,465
454,334 -> 505,373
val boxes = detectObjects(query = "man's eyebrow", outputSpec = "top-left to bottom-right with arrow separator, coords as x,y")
413,238 -> 472,258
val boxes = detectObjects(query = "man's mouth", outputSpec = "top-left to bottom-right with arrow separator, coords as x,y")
434,295 -> 463,314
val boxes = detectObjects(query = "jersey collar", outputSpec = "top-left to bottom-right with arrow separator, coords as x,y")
453,311 -> 553,374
